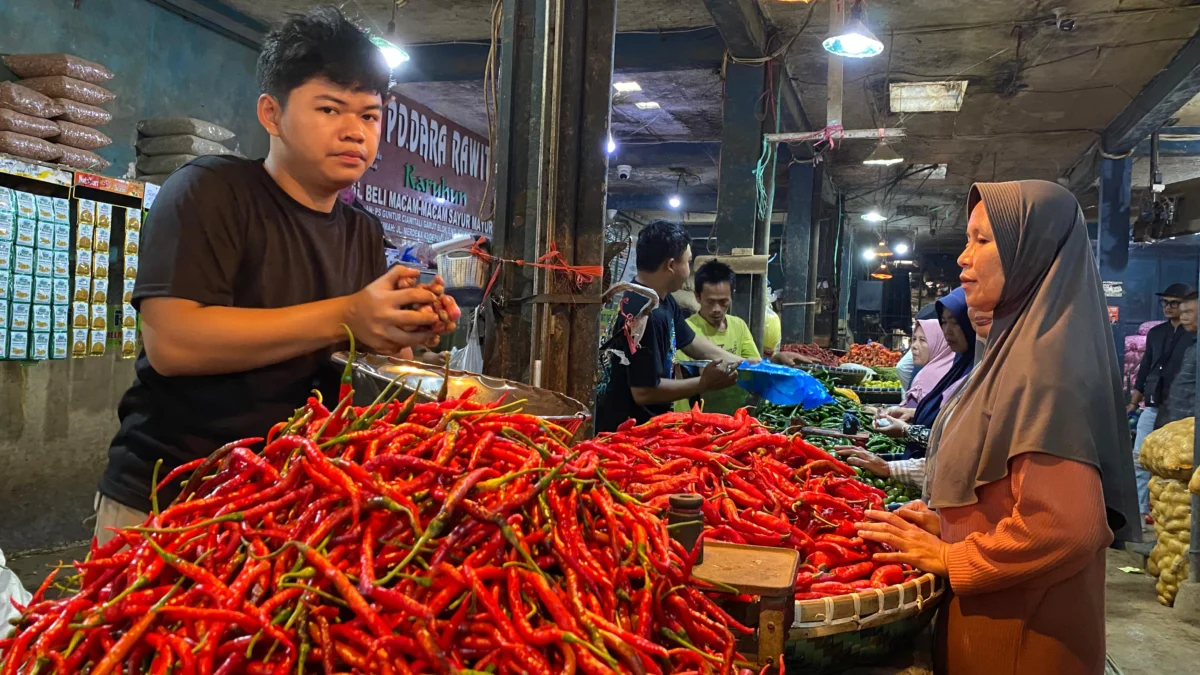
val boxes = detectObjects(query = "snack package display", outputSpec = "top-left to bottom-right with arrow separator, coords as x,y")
52,331 -> 67,359
52,198 -> 69,223
121,304 -> 136,329
93,251 -> 109,279
34,195 -> 54,221
36,220 -> 53,248
15,219 -> 35,246
71,328 -> 88,358
0,328 -> 6,358
71,301 -> 88,329
0,243 -> 11,271
121,327 -> 137,359
0,305 -> 6,330
122,279 -> 135,304
90,278 -> 107,304
88,328 -> 105,356
96,203 -> 112,228
0,271 -> 8,300
8,330 -> 28,359
73,276 -> 90,302
2,54 -> 114,84
10,303 -> 31,331
35,249 -> 53,276
32,305 -> 51,331
54,223 -> 70,251
52,304 -> 68,332
11,275 -> 31,303
52,277 -> 69,304
123,254 -> 137,280
53,251 -> 69,277
14,245 -> 34,274
90,303 -> 106,331
75,249 -> 91,277
14,192 -> 35,219
0,216 -> 11,243
33,277 -> 51,304
94,224 -> 110,253
31,331 -> 49,360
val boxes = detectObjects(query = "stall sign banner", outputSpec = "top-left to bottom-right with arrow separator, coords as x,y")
75,173 -> 146,200
1108,306 -> 1120,324
1103,280 -> 1124,298
353,94 -> 493,247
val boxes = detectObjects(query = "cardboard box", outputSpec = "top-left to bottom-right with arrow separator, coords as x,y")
91,278 -> 108,304
0,242 -> 10,271
121,328 -> 138,359
90,303 -> 106,331
52,197 -> 70,224
96,203 -> 113,229
53,331 -> 68,359
122,279 -> 135,304
32,305 -> 51,331
53,251 -> 69,278
89,329 -> 105,356
15,191 -> 35,219
14,245 -> 33,274
94,225 -> 110,254
71,328 -> 89,358
36,220 -> 53,248
93,251 -> 109,279
9,330 -> 28,359
71,301 -> 89,329
0,270 -> 8,301
53,223 -> 70,251
124,228 -> 140,255
33,276 -> 52,304
121,303 -> 137,329
125,209 -> 142,231
16,218 -> 35,246
53,304 -> 68,331
31,331 -> 49,360
123,255 -> 137,281
52,277 -> 69,305
35,248 -> 53,276
75,250 -> 92,277
34,195 -> 54,221
11,274 -> 32,303
10,302 -> 30,331
73,276 -> 91,303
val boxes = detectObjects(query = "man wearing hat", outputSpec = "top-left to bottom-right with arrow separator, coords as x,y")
1129,282 -> 1197,522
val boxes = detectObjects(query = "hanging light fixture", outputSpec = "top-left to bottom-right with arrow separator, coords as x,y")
373,3 -> 411,69
861,209 -> 887,223
872,239 -> 893,258
823,1 -> 884,59
863,140 -> 903,166
871,260 -> 893,280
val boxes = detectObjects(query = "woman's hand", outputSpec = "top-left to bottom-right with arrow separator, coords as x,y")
885,407 -> 915,422
858,509 -> 949,576
834,447 -> 891,477
896,500 -> 941,536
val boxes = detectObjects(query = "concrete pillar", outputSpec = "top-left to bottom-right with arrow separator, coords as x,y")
1098,156 -> 1132,366
781,161 -> 813,345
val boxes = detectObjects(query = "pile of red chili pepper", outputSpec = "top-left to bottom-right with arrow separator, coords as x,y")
586,410 -> 919,600
1,385 -> 763,675
777,344 -> 839,368
840,343 -> 902,368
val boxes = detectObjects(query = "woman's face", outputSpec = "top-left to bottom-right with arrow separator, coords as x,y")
941,310 -> 970,354
911,323 -> 930,366
959,202 -> 1007,313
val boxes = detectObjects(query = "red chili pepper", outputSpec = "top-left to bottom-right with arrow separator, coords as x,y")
870,564 -> 905,588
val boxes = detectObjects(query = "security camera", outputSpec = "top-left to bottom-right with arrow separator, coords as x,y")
1053,8 -> 1076,32
616,165 -> 632,180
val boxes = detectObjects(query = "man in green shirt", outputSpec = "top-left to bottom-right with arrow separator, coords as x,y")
674,261 -> 810,413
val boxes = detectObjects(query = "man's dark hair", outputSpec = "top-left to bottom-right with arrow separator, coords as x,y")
694,260 -> 735,294
258,6 -> 392,103
635,220 -> 691,272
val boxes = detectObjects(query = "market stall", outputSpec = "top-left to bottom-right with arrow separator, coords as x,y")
1,343 -> 942,673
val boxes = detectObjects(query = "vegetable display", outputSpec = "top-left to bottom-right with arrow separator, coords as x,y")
841,344 -> 902,368
778,344 -> 840,367
2,356 -> 919,673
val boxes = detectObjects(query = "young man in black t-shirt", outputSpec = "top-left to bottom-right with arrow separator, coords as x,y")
96,8 -> 446,541
595,221 -> 743,432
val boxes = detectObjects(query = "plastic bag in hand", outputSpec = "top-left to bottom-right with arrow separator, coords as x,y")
736,361 -> 834,408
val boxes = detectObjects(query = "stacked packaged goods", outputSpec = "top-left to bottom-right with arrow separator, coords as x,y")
1140,417 -> 1194,606
135,117 -> 238,185
2,53 -> 114,170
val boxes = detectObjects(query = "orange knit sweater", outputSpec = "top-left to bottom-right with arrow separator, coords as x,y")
935,453 -> 1112,675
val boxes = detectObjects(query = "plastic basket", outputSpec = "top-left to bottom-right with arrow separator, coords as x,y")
437,250 -> 489,291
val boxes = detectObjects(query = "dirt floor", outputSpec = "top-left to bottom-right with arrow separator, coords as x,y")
4,544 -> 1199,673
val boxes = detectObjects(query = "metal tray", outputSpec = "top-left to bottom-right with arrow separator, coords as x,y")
797,363 -> 869,386
331,352 -> 591,433
848,386 -> 904,405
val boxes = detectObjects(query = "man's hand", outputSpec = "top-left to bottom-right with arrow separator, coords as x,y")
835,447 -> 891,477
882,406 -> 915,422
874,417 -> 909,439
772,352 -> 817,367
344,266 -> 441,353
1127,390 -> 1143,414
698,361 -> 739,392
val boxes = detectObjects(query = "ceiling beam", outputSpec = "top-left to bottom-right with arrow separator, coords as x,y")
1134,127 -> 1200,157
609,142 -> 721,168
607,193 -> 718,212
145,0 -> 267,48
699,0 -> 812,136
1065,29 -> 1200,191
397,27 -> 727,83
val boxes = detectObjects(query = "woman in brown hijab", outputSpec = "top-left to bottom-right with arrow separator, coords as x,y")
857,180 -> 1140,675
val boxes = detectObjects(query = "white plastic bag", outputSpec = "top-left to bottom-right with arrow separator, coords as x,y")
0,548 -> 32,633
449,307 -> 484,373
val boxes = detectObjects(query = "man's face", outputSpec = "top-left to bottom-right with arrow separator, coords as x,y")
696,281 -> 732,328
665,245 -> 692,293
1161,296 -> 1184,321
259,77 -> 383,191
1181,299 -> 1198,332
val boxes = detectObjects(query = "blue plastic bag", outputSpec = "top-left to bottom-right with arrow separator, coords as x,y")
736,361 -> 834,408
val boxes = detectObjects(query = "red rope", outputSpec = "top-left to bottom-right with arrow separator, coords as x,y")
470,237 -> 604,295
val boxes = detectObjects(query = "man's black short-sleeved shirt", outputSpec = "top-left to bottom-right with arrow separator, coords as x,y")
594,291 -> 695,433
100,157 -> 387,512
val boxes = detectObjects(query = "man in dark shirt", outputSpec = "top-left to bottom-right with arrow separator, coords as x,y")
1130,282 -> 1197,521
595,221 -> 749,432
1161,292 -> 1198,429
96,8 -> 446,541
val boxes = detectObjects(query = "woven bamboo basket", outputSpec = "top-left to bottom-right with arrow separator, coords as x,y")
783,574 -> 944,673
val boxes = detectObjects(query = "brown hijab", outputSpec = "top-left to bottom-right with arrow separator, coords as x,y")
926,180 -> 1141,543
